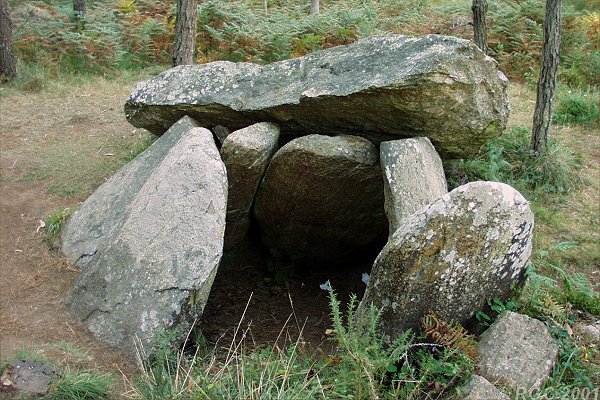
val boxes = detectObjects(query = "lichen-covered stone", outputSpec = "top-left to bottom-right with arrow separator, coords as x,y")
380,137 -> 447,235
221,122 -> 280,250
358,181 -> 534,336
461,375 -> 510,400
253,134 -> 387,264
64,116 -> 227,359
478,312 -> 559,393
124,35 -> 509,158
63,116 -> 201,268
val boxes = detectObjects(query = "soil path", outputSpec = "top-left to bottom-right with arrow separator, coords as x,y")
0,81 -> 140,396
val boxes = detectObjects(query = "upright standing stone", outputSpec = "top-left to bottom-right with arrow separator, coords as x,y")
63,117 -> 201,268
358,181 -> 534,337
64,116 -> 228,359
254,134 -> 387,264
380,137 -> 448,235
478,312 -> 559,393
221,122 -> 280,250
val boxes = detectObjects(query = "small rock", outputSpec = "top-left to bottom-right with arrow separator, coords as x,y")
478,311 -> 559,392
0,359 -> 58,396
461,375 -> 510,400
577,320 -> 600,341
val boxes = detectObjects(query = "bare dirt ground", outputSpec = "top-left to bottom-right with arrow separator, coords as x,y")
0,78 -> 598,397
0,77 -> 148,396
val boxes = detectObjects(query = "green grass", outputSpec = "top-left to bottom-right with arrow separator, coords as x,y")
43,369 -> 112,400
445,125 -> 585,198
44,208 -> 74,249
554,86 -> 600,127
129,289 -> 476,399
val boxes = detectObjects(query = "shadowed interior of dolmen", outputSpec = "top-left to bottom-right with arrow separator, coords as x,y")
200,229 -> 382,353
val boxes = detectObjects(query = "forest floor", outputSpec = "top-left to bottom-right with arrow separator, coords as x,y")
0,75 -> 598,397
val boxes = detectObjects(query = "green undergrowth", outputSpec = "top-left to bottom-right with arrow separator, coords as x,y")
7,0 -> 599,89
44,207 -> 74,249
130,290 -> 475,399
43,369 -> 113,400
554,86 -> 600,127
445,125 -> 585,199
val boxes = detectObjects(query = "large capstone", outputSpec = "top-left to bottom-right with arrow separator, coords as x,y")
125,34 -> 509,158
380,137 -> 448,235
253,134 -> 387,264
358,181 -> 534,337
63,116 -> 227,359
220,122 -> 280,250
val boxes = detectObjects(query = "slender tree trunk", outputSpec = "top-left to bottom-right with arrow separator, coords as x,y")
531,0 -> 561,156
72,0 -> 87,30
0,0 -> 16,80
310,0 -> 320,15
173,0 -> 198,67
472,0 -> 488,54
263,0 -> 268,13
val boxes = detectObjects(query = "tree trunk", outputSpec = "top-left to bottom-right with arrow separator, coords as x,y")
531,0 -> 561,156
72,0 -> 86,30
0,0 -> 16,80
173,0 -> 198,67
472,0 -> 488,54
310,0 -> 320,15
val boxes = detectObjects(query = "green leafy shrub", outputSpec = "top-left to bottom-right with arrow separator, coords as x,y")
12,0 -> 172,77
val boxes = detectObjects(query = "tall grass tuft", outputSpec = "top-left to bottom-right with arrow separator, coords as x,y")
44,370 -> 113,400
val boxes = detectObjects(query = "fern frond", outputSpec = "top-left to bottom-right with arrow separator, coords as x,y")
420,311 -> 478,360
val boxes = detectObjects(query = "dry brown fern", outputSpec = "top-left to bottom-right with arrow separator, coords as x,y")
421,311 -> 479,360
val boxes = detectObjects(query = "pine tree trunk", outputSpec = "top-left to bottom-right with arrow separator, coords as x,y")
311,0 -> 320,15
531,0 -> 561,156
472,0 -> 488,54
173,0 -> 198,67
72,0 -> 86,30
0,0 -> 16,80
